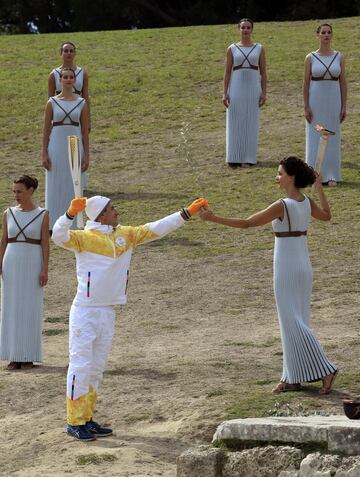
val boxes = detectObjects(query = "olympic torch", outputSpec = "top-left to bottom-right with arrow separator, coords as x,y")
68,135 -> 84,228
312,124 -> 335,193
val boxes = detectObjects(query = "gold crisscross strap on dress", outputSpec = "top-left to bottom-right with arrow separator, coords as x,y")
311,52 -> 340,81
51,97 -> 85,127
274,199 -> 307,237
7,208 -> 46,245
232,43 -> 259,71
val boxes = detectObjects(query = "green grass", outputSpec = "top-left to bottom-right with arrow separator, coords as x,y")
75,453 -> 117,465
42,328 -> 66,336
44,316 -> 66,323
1,20 -> 359,232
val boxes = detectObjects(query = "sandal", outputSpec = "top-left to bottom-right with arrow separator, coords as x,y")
272,382 -> 302,394
319,370 -> 338,395
6,362 -> 21,370
328,180 -> 337,187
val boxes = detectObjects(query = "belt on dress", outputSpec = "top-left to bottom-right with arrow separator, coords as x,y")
7,237 -> 41,244
275,231 -> 307,237
52,120 -> 80,127
311,77 -> 339,81
233,65 -> 258,71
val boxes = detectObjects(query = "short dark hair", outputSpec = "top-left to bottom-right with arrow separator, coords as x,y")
316,23 -> 332,34
60,41 -> 77,52
238,18 -> 254,29
279,156 -> 316,188
13,175 -> 38,190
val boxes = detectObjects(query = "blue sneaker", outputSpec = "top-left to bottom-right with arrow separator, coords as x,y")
85,419 -> 113,437
67,424 -> 96,441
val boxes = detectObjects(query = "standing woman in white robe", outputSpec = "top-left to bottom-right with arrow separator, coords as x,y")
223,18 -> 267,167
199,156 -> 338,395
42,67 -> 90,231
48,41 -> 91,131
0,176 -> 49,370
303,23 -> 347,186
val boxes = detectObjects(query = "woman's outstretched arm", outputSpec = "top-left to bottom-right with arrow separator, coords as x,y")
200,200 -> 283,228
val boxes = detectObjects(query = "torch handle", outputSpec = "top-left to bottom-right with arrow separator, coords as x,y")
312,135 -> 329,193
68,135 -> 84,228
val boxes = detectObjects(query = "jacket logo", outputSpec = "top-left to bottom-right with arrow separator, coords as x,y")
115,237 -> 126,247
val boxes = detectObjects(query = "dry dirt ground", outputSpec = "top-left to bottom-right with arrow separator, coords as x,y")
1,226 -> 358,476
1,130 -> 359,477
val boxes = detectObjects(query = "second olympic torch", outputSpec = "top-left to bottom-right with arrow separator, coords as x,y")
312,124 -> 335,193
68,135 -> 84,229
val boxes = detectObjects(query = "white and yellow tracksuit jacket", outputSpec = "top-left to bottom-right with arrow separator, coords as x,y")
53,211 -> 186,425
52,211 -> 186,305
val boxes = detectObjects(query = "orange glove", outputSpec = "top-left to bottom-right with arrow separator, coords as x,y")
180,198 -> 208,221
67,197 -> 87,217
187,198 -> 209,216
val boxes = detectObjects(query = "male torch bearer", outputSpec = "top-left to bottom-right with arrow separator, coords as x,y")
68,135 -> 84,228
312,124 -> 335,193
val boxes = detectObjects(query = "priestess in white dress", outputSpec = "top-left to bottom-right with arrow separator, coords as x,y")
199,156 -> 338,395
42,67 -> 89,230
303,23 -> 347,186
223,18 -> 267,167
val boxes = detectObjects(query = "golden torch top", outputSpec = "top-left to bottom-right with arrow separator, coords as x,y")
315,124 -> 336,137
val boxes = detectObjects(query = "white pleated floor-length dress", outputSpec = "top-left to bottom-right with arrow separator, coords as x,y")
272,197 -> 337,384
52,66 -> 84,95
0,207 -> 46,362
46,97 -> 85,230
226,43 -> 262,165
306,51 -> 342,182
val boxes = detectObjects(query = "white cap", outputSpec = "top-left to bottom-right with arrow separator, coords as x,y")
85,196 -> 111,221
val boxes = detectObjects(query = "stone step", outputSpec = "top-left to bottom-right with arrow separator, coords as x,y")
212,415 -> 360,456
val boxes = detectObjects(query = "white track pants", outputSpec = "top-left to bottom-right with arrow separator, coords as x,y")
66,304 -> 115,425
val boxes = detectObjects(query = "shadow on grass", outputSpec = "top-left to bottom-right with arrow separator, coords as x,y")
298,385 -> 352,401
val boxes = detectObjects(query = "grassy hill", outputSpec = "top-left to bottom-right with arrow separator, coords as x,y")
0,19 -> 359,238
0,18 -> 359,281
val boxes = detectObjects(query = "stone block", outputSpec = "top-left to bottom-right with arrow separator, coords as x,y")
328,427 -> 360,456
222,445 -> 303,477
213,416 -> 360,456
177,445 -> 224,477
299,453 -> 342,477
